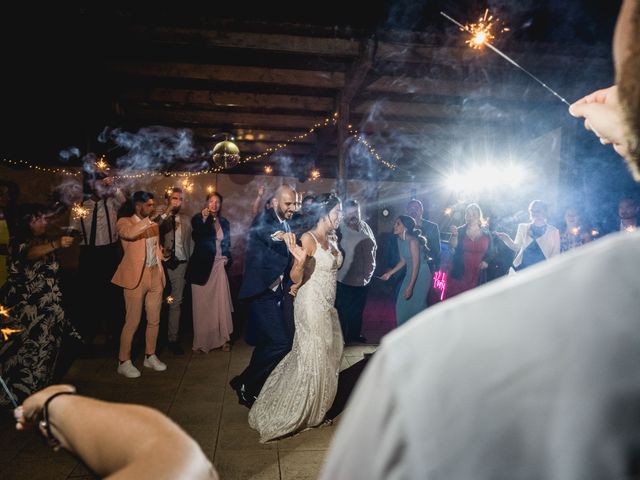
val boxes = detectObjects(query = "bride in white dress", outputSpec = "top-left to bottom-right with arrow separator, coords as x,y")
248,194 -> 344,442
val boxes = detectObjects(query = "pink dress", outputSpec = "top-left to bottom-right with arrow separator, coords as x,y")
192,230 -> 234,352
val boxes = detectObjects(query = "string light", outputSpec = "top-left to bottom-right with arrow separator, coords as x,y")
2,112 -> 396,177
348,129 -> 397,170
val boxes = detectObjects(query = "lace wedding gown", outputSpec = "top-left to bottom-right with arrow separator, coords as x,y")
248,233 -> 344,442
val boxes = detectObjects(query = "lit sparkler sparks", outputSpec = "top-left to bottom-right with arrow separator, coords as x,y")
570,227 -> 580,235
443,207 -> 453,216
181,179 -> 194,194
0,305 -> 10,318
166,296 -> 175,305
310,169 -> 321,180
440,10 -> 571,106
263,165 -> 273,175
625,225 -> 636,233
1,327 -> 21,342
591,229 -> 600,237
206,185 -> 214,194
95,156 -> 110,172
71,203 -> 90,220
463,9 -> 510,49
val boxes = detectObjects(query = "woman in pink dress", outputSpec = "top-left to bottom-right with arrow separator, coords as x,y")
447,203 -> 493,299
185,192 -> 234,352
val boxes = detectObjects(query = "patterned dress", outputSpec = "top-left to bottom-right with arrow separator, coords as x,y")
0,239 -> 80,406
249,233 -> 344,442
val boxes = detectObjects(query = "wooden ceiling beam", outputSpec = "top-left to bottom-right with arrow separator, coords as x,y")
121,88 -> 335,112
364,75 -> 556,101
124,107 -> 334,130
128,26 -> 361,57
192,128 -> 317,143
111,62 -> 345,89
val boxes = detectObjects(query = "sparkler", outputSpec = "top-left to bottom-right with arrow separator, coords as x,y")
0,375 -> 18,408
71,203 -> 90,220
310,169 -> 321,181
443,207 -> 453,216
1,327 -> 21,342
0,305 -> 10,318
166,296 -> 174,305
263,165 -> 273,175
440,10 -> 571,107
206,185 -> 214,194
95,156 -> 110,172
181,179 -> 194,194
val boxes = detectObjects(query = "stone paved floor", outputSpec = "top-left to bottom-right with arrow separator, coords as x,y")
0,341 -> 378,480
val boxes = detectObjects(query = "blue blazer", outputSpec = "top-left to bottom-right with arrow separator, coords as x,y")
239,208 -> 290,300
185,213 -> 231,286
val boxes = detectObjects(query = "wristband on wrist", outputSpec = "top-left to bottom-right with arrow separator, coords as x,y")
40,391 -> 75,450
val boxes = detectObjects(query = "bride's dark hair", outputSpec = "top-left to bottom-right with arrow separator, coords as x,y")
304,193 -> 341,231
398,214 -> 430,254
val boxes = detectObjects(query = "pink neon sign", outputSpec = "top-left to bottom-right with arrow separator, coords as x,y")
433,270 -> 447,301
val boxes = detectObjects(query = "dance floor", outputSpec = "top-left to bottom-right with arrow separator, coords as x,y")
0,340 -> 379,480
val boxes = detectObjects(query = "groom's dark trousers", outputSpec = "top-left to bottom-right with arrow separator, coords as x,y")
239,287 -> 292,399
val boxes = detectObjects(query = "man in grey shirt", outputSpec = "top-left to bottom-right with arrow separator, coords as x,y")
336,200 -> 377,344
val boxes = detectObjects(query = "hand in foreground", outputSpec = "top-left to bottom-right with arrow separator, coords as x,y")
403,287 -> 413,300
15,384 -> 76,433
289,283 -> 300,297
379,272 -> 392,281
479,261 -> 488,270
569,86 -> 628,158
201,208 -> 210,218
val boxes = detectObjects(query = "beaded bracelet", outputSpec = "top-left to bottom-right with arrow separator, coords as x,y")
39,391 -> 75,450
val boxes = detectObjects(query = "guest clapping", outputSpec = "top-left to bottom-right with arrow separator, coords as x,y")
0,204 -> 80,406
496,200 -> 560,271
380,215 -> 431,326
186,192 -> 233,352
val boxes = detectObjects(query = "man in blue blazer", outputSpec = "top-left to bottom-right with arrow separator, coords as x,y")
231,184 -> 298,407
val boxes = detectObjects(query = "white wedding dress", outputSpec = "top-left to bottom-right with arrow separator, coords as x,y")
248,233 -> 344,442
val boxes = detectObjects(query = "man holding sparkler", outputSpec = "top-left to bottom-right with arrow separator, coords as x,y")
112,191 -> 166,378
321,1 -> 640,478
71,161 -> 126,349
156,187 -> 192,355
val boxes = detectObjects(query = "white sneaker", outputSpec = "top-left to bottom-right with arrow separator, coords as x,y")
143,354 -> 167,371
117,360 -> 141,378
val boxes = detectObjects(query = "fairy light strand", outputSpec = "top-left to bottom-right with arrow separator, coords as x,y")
2,111 -> 397,176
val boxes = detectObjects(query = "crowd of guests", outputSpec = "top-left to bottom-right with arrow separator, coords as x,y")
0,165 -> 638,404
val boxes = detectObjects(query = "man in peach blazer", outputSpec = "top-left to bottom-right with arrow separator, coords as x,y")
112,191 -> 167,378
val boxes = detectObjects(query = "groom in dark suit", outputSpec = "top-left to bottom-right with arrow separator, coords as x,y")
231,184 -> 298,407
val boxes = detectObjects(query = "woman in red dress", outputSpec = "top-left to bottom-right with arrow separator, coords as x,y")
446,203 -> 493,299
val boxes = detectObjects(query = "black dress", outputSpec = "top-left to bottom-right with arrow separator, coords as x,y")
0,239 -> 80,406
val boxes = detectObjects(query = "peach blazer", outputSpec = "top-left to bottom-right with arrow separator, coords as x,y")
112,215 -> 166,290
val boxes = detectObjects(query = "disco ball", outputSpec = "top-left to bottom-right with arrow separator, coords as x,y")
210,140 -> 240,169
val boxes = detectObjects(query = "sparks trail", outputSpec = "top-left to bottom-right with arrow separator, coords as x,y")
440,11 -> 571,107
